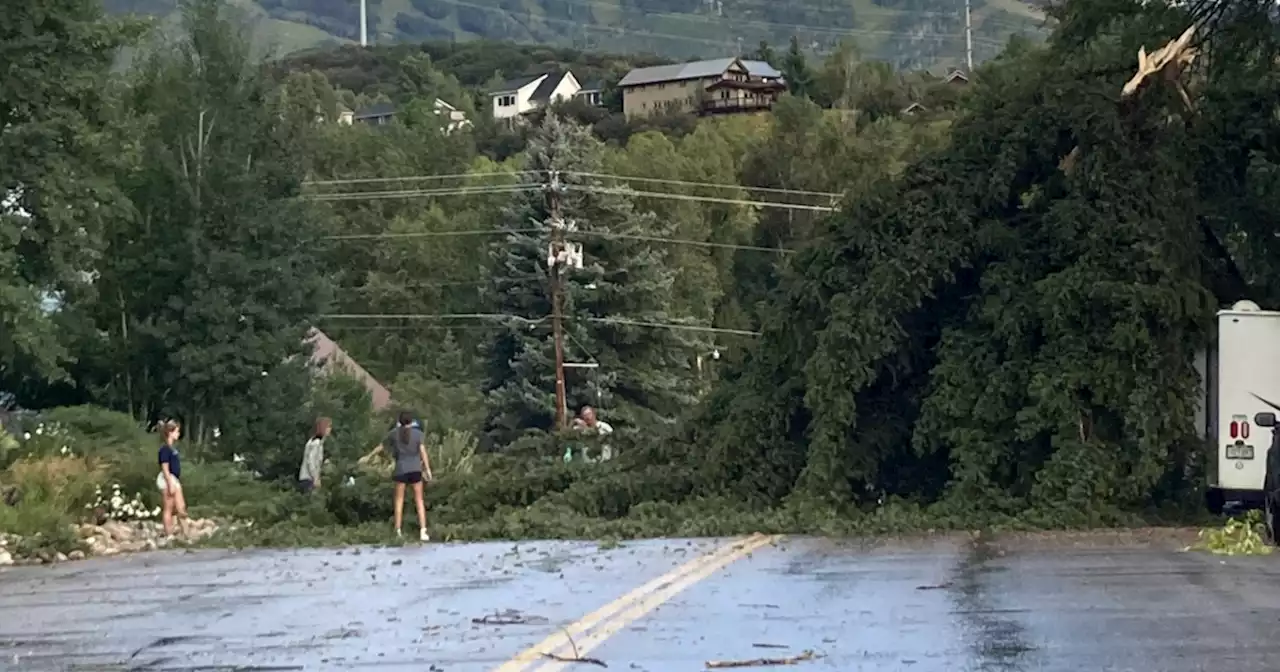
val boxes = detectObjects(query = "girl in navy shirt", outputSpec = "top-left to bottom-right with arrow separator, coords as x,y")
154,420 -> 188,537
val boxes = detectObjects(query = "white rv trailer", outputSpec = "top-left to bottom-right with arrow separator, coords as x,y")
1204,300 -> 1280,512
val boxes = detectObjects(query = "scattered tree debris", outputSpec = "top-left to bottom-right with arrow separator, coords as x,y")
541,652 -> 608,667
706,650 -> 819,668
541,629 -> 608,667
915,582 -> 953,590
472,609 -> 549,625
752,643 -> 788,649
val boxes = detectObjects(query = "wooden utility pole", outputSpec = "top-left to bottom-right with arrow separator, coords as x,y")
546,170 -> 568,431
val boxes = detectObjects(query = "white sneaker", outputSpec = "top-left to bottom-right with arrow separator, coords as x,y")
419,529 -> 430,542
395,528 -> 402,539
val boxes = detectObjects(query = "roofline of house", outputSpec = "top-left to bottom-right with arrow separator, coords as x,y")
489,74 -> 548,96
618,57 -> 755,88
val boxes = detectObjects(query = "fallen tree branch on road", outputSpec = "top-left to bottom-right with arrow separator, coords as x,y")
540,628 -> 608,667
541,652 -> 608,667
705,650 -> 820,668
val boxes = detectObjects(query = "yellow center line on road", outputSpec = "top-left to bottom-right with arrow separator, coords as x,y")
531,532 -> 781,672
491,533 -> 780,672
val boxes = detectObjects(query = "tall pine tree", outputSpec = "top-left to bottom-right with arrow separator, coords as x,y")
783,36 -> 815,99
483,115 -> 707,446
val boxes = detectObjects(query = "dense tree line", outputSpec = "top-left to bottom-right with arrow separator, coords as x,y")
7,0 -> 1274,525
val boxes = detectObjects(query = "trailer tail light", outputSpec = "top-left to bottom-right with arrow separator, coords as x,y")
1243,422 -> 1251,439
1230,421 -> 1239,439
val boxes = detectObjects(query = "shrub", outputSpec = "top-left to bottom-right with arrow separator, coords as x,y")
5,455 -> 105,511
40,406 -> 150,448
427,430 -> 480,476
0,455 -> 104,555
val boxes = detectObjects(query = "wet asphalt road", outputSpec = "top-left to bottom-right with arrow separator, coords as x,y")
2,530 -> 1280,671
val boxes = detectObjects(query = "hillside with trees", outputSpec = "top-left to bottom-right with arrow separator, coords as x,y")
101,0 -> 1048,69
3,0 -> 1277,559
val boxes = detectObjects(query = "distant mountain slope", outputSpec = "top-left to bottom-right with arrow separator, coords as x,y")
102,0 -> 1048,69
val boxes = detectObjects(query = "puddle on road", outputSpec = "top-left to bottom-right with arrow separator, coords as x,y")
947,535 -> 1037,671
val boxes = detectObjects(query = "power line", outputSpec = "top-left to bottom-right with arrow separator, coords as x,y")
561,171 -> 841,199
578,316 -> 760,336
312,169 -> 841,200
303,184 -> 540,201
576,186 -> 837,212
303,171 -> 538,188
317,312 -> 760,335
323,228 -> 541,240
320,313 -> 545,323
320,227 -> 796,252
306,183 -> 835,212
575,230 -> 794,253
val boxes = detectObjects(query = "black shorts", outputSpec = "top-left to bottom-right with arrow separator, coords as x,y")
393,471 -> 423,484
298,479 -> 314,493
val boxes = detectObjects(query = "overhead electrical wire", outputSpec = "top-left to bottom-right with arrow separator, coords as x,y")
304,170 -> 840,201
318,312 -> 762,336
321,227 -> 797,253
303,171 -> 539,187
303,184 -> 540,201
560,170 -> 841,199
573,185 -> 837,212
325,227 -> 542,240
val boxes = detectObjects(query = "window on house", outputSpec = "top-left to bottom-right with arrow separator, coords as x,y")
498,95 -> 515,107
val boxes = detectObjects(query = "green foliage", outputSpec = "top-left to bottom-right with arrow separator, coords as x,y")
0,454 -> 103,554
671,0 -> 1255,521
1191,511 -> 1273,556
12,0 -> 1280,555
482,114 -> 707,444
0,0 -> 141,381
68,0 -> 333,437
40,406 -> 152,447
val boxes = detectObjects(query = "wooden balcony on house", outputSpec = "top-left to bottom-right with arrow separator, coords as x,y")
699,77 -> 788,116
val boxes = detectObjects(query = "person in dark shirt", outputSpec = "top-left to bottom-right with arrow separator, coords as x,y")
154,419 -> 188,537
382,411 -> 433,541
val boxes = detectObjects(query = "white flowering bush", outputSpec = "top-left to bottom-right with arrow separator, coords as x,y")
6,419 -> 75,461
88,483 -> 160,521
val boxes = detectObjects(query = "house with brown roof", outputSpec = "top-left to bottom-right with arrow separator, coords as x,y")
617,57 -> 786,119
305,328 -> 392,411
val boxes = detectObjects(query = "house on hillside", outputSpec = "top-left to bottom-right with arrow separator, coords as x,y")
944,69 -> 970,86
354,102 -> 396,125
336,103 -> 355,125
574,80 -> 605,107
345,100 -> 470,133
617,57 -> 785,119
488,71 -> 581,120
433,98 -> 471,133
901,102 -> 928,116
306,328 -> 393,411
